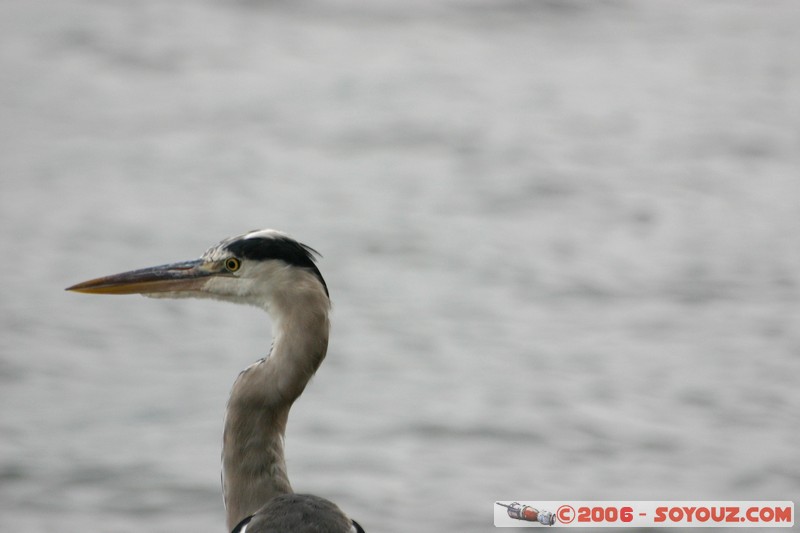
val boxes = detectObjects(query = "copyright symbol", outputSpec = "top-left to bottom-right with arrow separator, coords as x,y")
557,505 -> 575,524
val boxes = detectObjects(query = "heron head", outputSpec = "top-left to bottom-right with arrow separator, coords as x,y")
66,229 -> 328,309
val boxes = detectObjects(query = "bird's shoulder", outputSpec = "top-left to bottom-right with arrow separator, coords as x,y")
231,493 -> 364,533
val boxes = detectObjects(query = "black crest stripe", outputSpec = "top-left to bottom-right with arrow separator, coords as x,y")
224,236 -> 328,296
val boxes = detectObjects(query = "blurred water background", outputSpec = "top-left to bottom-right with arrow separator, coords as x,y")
1,1 -> 799,531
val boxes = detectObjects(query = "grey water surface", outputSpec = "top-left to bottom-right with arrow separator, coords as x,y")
1,1 -> 799,532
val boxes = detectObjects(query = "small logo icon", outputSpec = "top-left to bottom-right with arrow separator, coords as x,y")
556,504 -> 575,524
496,502 -> 556,526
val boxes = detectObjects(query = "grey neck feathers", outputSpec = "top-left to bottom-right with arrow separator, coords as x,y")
222,285 -> 330,531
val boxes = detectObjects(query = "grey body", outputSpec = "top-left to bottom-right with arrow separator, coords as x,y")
67,229 -> 362,533
233,494 -> 357,533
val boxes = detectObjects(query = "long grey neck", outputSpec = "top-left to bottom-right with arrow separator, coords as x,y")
221,289 -> 330,531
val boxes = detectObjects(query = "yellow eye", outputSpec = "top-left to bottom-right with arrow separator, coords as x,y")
225,257 -> 241,272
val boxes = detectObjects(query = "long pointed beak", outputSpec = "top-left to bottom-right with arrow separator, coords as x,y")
66,259 -> 216,295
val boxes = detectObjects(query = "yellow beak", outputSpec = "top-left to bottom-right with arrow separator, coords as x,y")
66,259 -> 216,295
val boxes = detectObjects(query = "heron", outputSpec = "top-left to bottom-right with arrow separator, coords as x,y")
67,229 -> 365,533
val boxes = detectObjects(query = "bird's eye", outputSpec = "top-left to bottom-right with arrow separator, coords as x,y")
225,257 -> 241,273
